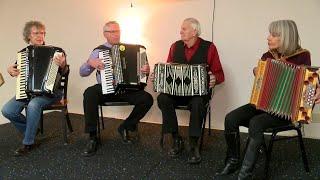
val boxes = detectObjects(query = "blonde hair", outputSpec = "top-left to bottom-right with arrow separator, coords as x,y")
269,20 -> 301,56
103,21 -> 119,32
23,21 -> 45,43
184,18 -> 201,36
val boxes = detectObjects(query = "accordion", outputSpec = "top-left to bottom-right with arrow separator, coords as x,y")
153,63 -> 208,96
250,59 -> 319,123
99,43 -> 148,95
16,45 -> 63,100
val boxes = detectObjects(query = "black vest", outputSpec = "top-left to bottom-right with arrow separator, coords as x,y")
173,38 -> 211,64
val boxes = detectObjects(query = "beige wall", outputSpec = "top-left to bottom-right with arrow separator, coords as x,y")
0,0 -> 319,138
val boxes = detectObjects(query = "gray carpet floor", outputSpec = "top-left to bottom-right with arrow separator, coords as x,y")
0,112 -> 319,179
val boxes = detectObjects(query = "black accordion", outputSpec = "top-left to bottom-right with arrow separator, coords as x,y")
153,63 -> 208,96
16,45 -> 63,100
99,43 -> 148,94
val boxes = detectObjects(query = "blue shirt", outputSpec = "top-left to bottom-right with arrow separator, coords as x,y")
79,42 -> 112,83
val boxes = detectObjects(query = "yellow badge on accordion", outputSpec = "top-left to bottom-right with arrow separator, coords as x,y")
250,59 -> 319,123
119,45 -> 125,51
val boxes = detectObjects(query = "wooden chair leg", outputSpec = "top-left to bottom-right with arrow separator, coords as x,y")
296,128 -> 310,172
64,107 -> 73,132
62,109 -> 68,144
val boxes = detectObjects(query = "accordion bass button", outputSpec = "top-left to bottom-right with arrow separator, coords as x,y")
305,116 -> 310,121
299,107 -> 305,112
312,72 -> 318,78
302,111 -> 307,117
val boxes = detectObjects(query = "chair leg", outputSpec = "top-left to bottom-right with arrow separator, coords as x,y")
208,106 -> 211,136
97,106 -> 103,143
296,128 -> 310,172
40,112 -> 44,134
64,107 -> 73,133
160,132 -> 164,149
199,113 -> 207,152
265,133 -> 276,178
62,109 -> 68,144
99,105 -> 105,130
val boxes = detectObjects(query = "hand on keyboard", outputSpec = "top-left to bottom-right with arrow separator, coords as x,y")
88,58 -> 105,70
7,64 -> 20,77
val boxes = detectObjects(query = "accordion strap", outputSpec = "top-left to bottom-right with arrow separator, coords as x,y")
269,48 -> 309,62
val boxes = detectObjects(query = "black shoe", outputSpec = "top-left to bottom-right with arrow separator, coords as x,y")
82,138 -> 98,157
168,136 -> 183,157
129,130 -> 140,142
14,144 -> 38,157
118,126 -> 133,144
187,137 -> 201,164
215,158 -> 240,176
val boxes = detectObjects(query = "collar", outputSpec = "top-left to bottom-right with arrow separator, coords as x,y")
184,37 -> 200,49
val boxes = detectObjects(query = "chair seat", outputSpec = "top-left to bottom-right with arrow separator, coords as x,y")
101,101 -> 131,106
264,123 -> 296,133
45,99 -> 68,110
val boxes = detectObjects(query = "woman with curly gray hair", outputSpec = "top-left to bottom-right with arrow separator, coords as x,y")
1,21 -> 67,156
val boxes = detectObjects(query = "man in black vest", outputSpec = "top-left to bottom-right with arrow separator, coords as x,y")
156,18 -> 225,164
79,21 -> 153,157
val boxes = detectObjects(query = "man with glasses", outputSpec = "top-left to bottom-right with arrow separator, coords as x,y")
80,21 -> 153,157
1,21 -> 67,156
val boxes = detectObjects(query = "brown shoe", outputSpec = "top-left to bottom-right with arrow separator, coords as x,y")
14,144 -> 38,157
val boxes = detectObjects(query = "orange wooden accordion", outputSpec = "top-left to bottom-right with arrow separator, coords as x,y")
250,59 -> 319,123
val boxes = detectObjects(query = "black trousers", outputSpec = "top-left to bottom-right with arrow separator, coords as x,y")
157,93 -> 209,137
83,84 -> 153,133
225,103 -> 290,142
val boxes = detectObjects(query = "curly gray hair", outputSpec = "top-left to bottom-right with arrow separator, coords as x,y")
22,21 -> 45,43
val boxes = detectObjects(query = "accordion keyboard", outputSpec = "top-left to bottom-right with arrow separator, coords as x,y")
16,51 -> 28,100
44,52 -> 60,92
99,50 -> 115,94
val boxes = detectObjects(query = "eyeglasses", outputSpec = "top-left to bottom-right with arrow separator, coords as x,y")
104,30 -> 120,33
31,31 -> 46,36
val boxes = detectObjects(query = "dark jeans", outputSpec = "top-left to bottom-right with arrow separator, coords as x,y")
157,93 -> 209,137
83,84 -> 153,133
225,103 -> 291,142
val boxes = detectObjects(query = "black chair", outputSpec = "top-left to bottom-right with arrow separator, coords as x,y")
245,122 -> 309,178
40,65 -> 73,144
98,101 -> 131,142
160,90 -> 213,151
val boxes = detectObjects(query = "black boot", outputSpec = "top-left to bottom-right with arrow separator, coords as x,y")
187,136 -> 201,164
238,138 -> 261,180
216,132 -> 241,176
168,135 -> 183,157
118,125 -> 133,144
82,136 -> 98,157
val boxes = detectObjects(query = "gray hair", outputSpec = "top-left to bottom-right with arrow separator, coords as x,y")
184,18 -> 201,36
269,20 -> 301,56
22,21 -> 45,43
103,21 -> 119,32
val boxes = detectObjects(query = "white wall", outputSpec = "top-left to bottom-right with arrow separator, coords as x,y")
0,0 -> 319,138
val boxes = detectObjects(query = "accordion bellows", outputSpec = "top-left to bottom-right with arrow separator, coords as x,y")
16,45 -> 62,100
250,59 -> 319,123
99,43 -> 147,95
153,63 -> 208,96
